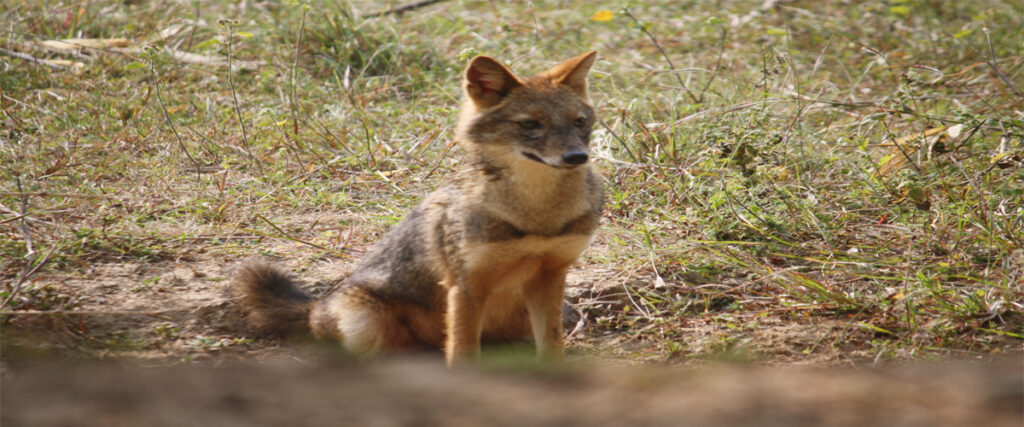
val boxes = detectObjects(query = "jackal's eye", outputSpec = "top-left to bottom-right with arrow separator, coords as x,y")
573,117 -> 588,128
518,119 -> 541,130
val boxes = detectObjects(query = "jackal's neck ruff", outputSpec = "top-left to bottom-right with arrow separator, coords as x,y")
454,51 -> 601,236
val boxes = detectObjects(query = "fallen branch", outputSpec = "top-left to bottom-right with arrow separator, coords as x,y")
363,0 -> 451,18
37,38 -> 131,50
0,47 -> 81,70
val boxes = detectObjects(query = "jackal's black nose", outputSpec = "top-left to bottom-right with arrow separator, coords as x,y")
562,151 -> 589,165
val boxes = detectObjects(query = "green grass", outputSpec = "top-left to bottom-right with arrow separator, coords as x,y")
2,0 -> 1021,364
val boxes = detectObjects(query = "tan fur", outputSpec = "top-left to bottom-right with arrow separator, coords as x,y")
231,51 -> 603,366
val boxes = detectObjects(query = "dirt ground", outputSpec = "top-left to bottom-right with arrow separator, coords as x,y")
0,242 -> 906,366
1,256 -> 1021,426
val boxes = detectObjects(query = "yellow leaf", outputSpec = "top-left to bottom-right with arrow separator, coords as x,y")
889,5 -> 911,16
953,29 -> 972,39
275,119 -> 287,126
877,153 -> 895,168
590,10 -> 613,22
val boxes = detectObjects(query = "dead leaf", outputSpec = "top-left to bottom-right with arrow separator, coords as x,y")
874,126 -> 968,178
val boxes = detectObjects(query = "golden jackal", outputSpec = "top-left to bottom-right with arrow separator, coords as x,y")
233,51 -> 603,365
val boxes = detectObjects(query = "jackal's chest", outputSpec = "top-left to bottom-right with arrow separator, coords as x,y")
464,233 -> 594,276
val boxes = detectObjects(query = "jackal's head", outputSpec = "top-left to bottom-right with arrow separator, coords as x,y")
457,51 -> 598,171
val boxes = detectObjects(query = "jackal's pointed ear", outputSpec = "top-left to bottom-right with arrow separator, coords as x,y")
543,51 -> 598,98
464,56 -> 522,108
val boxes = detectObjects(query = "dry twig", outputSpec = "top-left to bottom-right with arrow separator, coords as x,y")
363,0 -> 451,18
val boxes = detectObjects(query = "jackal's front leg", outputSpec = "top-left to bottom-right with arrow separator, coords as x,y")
445,285 -> 484,366
523,266 -> 569,362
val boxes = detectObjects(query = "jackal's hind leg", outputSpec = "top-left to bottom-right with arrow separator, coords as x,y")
310,285 -> 418,356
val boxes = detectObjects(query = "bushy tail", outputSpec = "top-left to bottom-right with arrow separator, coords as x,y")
231,262 -> 314,336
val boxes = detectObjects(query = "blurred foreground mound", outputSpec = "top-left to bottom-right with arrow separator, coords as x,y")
3,356 -> 1020,427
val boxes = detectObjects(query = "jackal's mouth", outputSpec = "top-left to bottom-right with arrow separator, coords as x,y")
520,151 -> 583,169
521,152 -> 547,165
